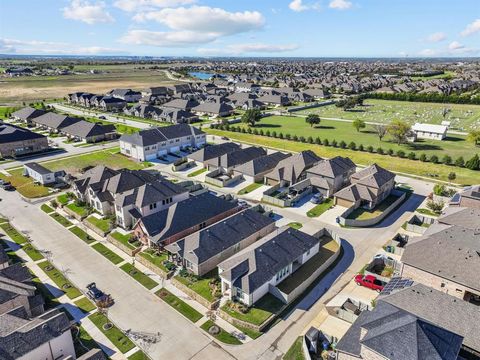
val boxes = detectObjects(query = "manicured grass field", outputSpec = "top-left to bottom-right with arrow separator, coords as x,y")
88,312 -> 135,354
0,106 -> 19,119
69,226 -> 96,244
284,337 -> 305,360
306,198 -> 333,217
41,204 -> 54,213
0,222 -> 28,244
91,243 -> 124,264
187,167 -> 208,177
298,99 -> 480,131
74,297 -> 97,313
221,294 -> 284,326
66,203 -> 89,217
50,213 -> 73,227
206,128 -> 480,185
37,260 -> 82,299
235,115 -> 476,160
200,320 -> 242,345
238,182 -> 263,195
86,216 -> 111,233
57,194 -> 70,206
416,208 -> 440,217
128,350 -> 148,360
120,263 -> 158,290
155,288 -> 203,323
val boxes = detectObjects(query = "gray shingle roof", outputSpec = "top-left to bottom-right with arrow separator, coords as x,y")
351,164 -> 395,189
0,123 -> 46,144
233,152 -> 291,176
265,150 -> 321,184
189,143 -> 241,162
166,209 -> 275,265
438,207 -> 480,230
33,112 -> 81,130
307,156 -> 356,179
120,124 -> 204,147
24,162 -> 52,175
11,107 -> 46,121
206,147 -> 267,169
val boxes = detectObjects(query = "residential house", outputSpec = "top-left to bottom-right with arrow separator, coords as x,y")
264,150 -> 321,187
133,192 -> 241,247
334,164 -> 395,210
60,121 -> 117,143
73,166 -> 189,228
192,102 -> 234,118
154,108 -> 199,124
119,124 -> 206,161
0,122 -> 48,158
99,97 -> 127,112
31,112 -> 81,132
233,152 -> 291,183
188,142 -> 241,167
306,156 -> 356,197
400,208 -> 480,304
125,104 -> 163,119
205,146 -> 267,172
165,208 -> 276,276
218,227 -> 322,306
234,82 -> 260,93
23,162 -> 65,185
109,88 -> 142,102
450,185 -> 480,209
412,123 -> 448,140
0,307 -> 75,360
257,94 -> 291,107
162,98 -> 199,111
11,107 -> 47,123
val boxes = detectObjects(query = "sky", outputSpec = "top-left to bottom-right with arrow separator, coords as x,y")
0,0 -> 479,57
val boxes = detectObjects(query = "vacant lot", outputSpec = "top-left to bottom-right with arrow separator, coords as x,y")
298,99 -> 480,131
0,67 -> 176,104
237,115 -> 476,160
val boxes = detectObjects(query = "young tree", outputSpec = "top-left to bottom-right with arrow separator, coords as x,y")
448,172 -> 456,184
305,114 -> 320,127
387,120 -> 411,145
465,154 -> 480,170
352,119 -> 366,132
241,108 -> 261,127
372,124 -> 387,141
467,130 -> 480,146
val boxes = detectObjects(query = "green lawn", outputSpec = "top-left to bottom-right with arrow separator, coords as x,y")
0,106 -> 19,119
175,273 -> 218,302
187,167 -> 208,177
110,231 -> 140,250
72,325 -> 100,357
284,337 -> 305,360
22,243 -> 45,261
155,288 -> 203,323
221,294 -> 284,326
74,297 -> 97,313
206,128 -> 480,185
0,172 -> 49,198
41,204 -> 54,213
200,320 -> 242,345
416,208 -> 440,217
306,198 -> 333,217
86,216 -> 111,233
57,194 -> 70,206
91,243 -> 124,264
128,350 -> 148,360
66,203 -> 89,217
234,115 -> 477,160
37,260 -> 82,299
287,222 -> 303,230
32,277 -> 61,309
298,99 -> 480,131
0,222 -> 28,244
138,249 -> 169,273
88,312 -> 135,354
50,213 -> 73,227
238,182 -> 263,195
346,194 -> 402,220
69,226 -> 96,244
231,323 -> 262,340
120,263 -> 158,290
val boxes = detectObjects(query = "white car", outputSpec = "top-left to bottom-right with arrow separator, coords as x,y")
310,193 -> 324,204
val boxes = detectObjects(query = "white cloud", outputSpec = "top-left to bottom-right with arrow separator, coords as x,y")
461,19 -> 480,36
63,0 -> 114,24
120,30 -> 216,47
0,38 -> 125,55
448,41 -> 464,50
329,0 -> 352,10
288,0 -> 320,12
426,32 -> 446,42
198,43 -> 299,55
418,48 -> 437,57
124,6 -> 265,47
113,0 -> 196,12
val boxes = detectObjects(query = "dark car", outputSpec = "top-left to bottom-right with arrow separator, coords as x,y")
86,282 -> 105,300
98,115 -> 106,120
0,181 -> 14,191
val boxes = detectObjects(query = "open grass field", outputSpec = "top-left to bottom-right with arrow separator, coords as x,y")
297,99 -> 480,131
207,128 -> 480,185
0,68 -> 176,104
239,115 -> 477,160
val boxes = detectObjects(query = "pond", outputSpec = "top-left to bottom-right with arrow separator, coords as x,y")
188,72 -> 216,80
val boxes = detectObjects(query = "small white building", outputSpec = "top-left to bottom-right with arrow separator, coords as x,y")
23,162 -> 65,185
412,123 -> 448,140
119,124 -> 206,162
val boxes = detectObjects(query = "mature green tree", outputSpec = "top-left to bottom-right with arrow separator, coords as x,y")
305,114 -> 321,127
241,108 -> 262,127
352,119 -> 366,132
467,130 -> 480,146
387,120 -> 411,145
465,154 -> 480,170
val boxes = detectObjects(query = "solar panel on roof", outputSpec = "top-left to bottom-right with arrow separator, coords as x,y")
380,277 -> 414,296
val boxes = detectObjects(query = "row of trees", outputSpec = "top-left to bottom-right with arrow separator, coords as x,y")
365,91 -> 480,105
211,123 -> 480,170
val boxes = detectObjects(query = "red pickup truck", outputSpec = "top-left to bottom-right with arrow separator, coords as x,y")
354,274 -> 385,292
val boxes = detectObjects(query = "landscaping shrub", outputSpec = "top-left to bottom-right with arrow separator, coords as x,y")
331,140 -> 338,147
408,152 -> 416,160
339,140 -> 347,149
323,139 -> 329,146
419,153 -> 427,162
376,147 -> 384,154
358,144 -> 364,151
396,150 -> 405,158
430,155 -> 439,164
442,155 -> 452,165
348,141 -> 356,150
465,154 -> 480,170
387,149 -> 394,156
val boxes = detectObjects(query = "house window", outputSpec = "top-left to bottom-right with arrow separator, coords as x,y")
145,146 -> 150,151
149,203 -> 157,210
276,266 -> 289,281
199,222 -> 207,229
185,259 -> 193,270
175,139 -> 180,143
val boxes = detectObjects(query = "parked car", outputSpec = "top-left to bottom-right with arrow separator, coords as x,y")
0,181 -> 14,191
98,115 -> 106,120
221,136 -> 230,141
86,282 -> 114,307
354,274 -> 385,292
310,193 -> 324,204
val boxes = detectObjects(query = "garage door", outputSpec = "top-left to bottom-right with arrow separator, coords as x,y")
335,197 -> 354,208
157,149 -> 167,156
145,153 -> 157,161
169,146 -> 180,153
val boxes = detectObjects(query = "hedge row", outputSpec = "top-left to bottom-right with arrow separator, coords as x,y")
211,123 -> 480,170
364,91 -> 480,105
